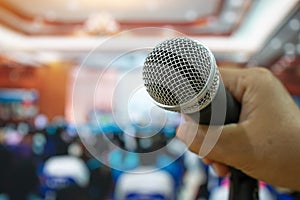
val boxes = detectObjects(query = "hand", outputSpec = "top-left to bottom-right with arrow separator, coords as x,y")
176,67 -> 300,190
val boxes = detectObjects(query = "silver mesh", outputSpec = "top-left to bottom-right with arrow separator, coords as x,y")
142,37 -> 220,113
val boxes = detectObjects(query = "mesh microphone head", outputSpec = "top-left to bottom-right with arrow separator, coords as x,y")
142,37 -> 220,113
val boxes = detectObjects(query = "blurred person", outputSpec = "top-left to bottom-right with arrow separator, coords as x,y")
0,144 -> 39,200
88,165 -> 113,200
9,158 -> 39,200
56,185 -> 89,200
0,145 -> 13,195
176,67 -> 300,190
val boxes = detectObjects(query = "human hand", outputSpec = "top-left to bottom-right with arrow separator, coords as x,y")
176,67 -> 300,190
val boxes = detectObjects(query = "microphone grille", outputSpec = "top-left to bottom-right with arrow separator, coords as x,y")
143,37 -> 219,113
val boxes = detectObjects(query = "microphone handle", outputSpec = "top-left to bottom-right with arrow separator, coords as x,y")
189,82 -> 259,200
229,168 -> 258,200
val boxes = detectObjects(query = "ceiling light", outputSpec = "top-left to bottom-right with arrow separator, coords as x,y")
270,37 -> 282,50
44,10 -> 57,21
83,13 -> 120,35
185,10 -> 198,21
222,11 -> 237,24
296,43 -> 300,55
145,1 -> 159,11
66,0 -> 80,11
289,18 -> 300,31
229,0 -> 243,8
284,42 -> 296,55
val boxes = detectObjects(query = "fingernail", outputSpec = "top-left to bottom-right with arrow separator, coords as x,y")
176,123 -> 188,142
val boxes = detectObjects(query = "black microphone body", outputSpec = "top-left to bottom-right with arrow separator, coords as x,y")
190,81 -> 259,200
188,82 -> 240,125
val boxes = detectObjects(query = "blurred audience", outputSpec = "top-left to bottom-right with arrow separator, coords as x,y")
0,110 -> 298,200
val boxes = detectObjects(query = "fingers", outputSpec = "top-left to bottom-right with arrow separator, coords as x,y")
176,121 -> 206,154
176,119 -> 247,168
211,162 -> 229,177
202,158 -> 213,165
203,158 -> 229,177
219,68 -> 247,103
219,67 -> 276,105
177,121 -> 239,177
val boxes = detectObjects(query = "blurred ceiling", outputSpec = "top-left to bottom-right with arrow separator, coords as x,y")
0,0 -> 299,94
0,0 -> 297,55
0,0 -> 250,35
248,4 -> 300,95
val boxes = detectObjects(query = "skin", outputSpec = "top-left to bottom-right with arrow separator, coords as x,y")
176,67 -> 300,190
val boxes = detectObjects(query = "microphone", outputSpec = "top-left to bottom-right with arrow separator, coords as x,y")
142,37 -> 258,200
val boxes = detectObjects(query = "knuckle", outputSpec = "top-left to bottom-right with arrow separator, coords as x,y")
246,67 -> 274,82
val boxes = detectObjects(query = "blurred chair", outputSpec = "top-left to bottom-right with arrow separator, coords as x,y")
114,167 -> 175,200
42,155 -> 90,198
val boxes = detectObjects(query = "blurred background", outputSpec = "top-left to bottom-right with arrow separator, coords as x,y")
0,0 -> 300,199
